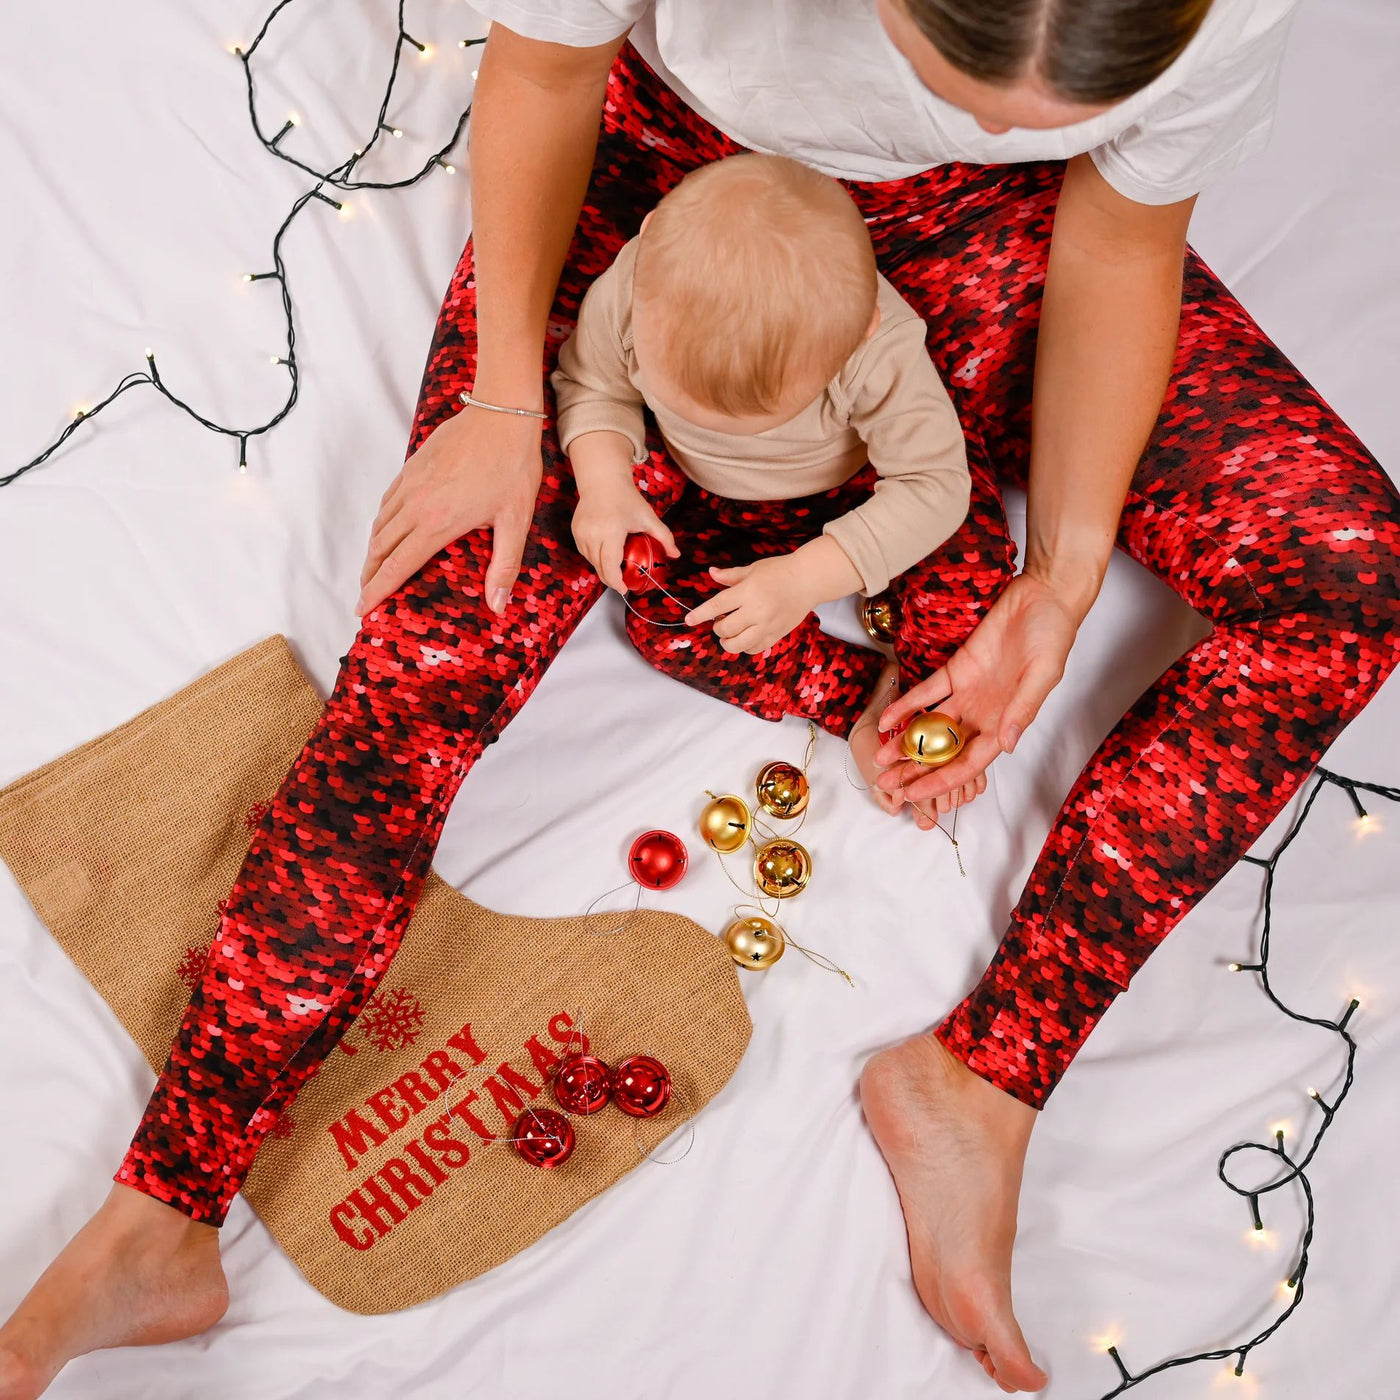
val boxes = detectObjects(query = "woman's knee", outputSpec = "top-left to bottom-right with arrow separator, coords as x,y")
1275,470 -> 1400,642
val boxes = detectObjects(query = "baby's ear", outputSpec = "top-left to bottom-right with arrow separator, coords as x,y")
640,209 -> 655,234
863,303 -> 881,341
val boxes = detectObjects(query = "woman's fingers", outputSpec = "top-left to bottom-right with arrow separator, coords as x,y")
482,506 -> 530,615
879,730 -> 1003,805
357,524 -> 442,617
359,510 -> 416,603
362,491 -> 407,588
878,665 -> 951,733
874,695 -> 965,768
378,469 -> 405,511
999,655 -> 1064,751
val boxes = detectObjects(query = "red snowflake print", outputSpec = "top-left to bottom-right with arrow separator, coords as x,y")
244,799 -> 271,832
176,945 -> 211,990
358,987 -> 426,1052
269,1113 -> 295,1140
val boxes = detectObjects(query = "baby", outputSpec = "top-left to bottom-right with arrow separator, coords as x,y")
550,152 -> 971,811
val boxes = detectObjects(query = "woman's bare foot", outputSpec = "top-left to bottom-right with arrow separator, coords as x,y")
850,657 -> 904,814
0,1184 -> 228,1399
860,1031 -> 1047,1393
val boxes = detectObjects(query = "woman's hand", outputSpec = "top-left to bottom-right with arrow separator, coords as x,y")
356,406 -> 544,617
874,570 -> 1081,807
571,477 -> 679,594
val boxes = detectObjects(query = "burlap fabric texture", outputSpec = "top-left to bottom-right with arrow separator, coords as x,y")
0,634 -> 752,1313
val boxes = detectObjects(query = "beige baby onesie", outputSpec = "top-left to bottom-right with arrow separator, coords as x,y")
550,235 -> 970,596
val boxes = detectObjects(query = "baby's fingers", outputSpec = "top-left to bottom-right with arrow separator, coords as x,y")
593,529 -> 628,594
722,628 -> 766,655
712,609 -> 749,640
638,511 -> 680,559
709,564 -> 751,584
685,587 -> 741,627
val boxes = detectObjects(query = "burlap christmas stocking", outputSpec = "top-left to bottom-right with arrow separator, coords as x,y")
0,634 -> 751,1313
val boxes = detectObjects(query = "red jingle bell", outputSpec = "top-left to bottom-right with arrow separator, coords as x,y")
553,1054 -> 613,1115
628,830 -> 689,890
621,533 -> 668,593
612,1055 -> 672,1118
512,1108 -> 576,1168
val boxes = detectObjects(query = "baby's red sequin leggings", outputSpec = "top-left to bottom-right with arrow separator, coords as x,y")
115,43 -> 1400,1222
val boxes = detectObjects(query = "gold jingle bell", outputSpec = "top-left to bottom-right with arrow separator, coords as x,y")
858,593 -> 899,646
700,793 -> 753,854
753,838 -> 813,899
899,711 -> 966,767
723,914 -> 786,970
755,760 -> 810,820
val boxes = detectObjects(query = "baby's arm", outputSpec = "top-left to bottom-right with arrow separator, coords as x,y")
550,249 -> 676,591
825,312 -> 972,599
683,536 -> 860,654
569,430 -> 677,593
686,309 -> 969,654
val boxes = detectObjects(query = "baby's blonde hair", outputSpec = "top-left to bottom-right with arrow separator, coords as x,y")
632,153 -> 878,417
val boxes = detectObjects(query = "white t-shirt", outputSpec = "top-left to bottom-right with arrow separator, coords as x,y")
468,0 -> 1300,202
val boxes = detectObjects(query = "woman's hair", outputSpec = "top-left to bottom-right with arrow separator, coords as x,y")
902,0 -> 1214,104
632,153 -> 877,417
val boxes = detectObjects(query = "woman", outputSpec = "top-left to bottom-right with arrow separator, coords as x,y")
2,1 -> 1396,1396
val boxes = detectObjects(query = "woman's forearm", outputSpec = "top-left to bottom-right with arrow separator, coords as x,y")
1025,155 -> 1196,624
469,24 -> 628,404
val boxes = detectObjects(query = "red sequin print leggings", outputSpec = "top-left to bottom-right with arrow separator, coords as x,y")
115,44 -> 1400,1222
615,461 -> 964,741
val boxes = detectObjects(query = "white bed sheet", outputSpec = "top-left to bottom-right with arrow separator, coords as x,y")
1,2 -> 1397,1397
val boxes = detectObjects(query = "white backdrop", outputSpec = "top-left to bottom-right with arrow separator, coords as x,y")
1,2 -> 1397,1397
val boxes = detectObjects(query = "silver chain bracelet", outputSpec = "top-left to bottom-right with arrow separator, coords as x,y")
458,388 -> 547,420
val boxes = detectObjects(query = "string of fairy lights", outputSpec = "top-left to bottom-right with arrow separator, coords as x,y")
0,0 -> 483,488
1097,767 -> 1394,1396
3,4 -> 1395,1393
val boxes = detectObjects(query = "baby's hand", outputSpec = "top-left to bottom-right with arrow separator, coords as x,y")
572,480 -> 678,593
684,553 -> 818,654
